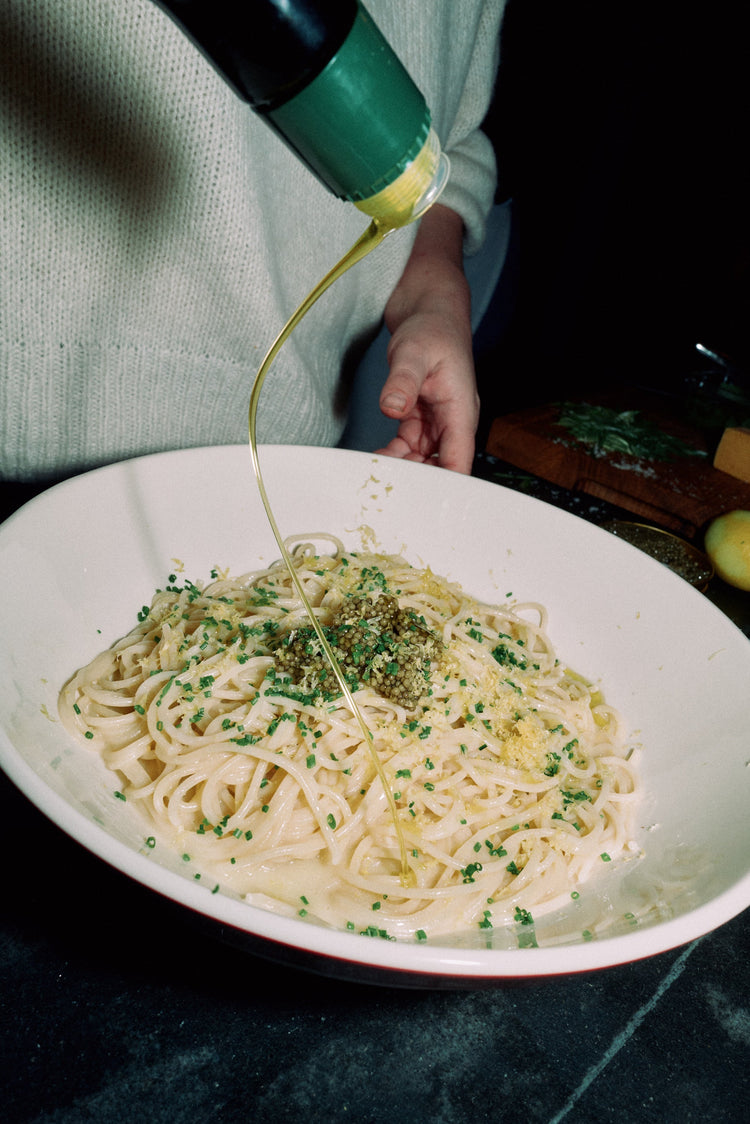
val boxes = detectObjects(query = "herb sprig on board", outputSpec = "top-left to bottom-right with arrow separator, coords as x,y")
555,402 -> 706,462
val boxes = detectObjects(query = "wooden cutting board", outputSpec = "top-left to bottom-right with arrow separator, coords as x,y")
486,397 -> 750,538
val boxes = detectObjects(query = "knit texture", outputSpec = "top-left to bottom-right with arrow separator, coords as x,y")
1,0 -> 504,480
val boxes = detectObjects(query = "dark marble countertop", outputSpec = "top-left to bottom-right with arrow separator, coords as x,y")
2,466 -> 749,1124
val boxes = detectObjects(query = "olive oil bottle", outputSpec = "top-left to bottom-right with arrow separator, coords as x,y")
156,0 -> 448,225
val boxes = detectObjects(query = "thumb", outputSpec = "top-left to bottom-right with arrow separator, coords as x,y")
379,343 -> 427,419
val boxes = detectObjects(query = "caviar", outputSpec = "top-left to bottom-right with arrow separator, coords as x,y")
275,593 -> 442,708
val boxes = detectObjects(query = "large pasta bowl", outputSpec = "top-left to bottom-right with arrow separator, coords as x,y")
1,445 -> 749,986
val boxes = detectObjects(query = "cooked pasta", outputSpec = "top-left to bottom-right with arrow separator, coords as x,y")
59,535 -> 640,940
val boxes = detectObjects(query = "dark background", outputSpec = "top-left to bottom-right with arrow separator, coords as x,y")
476,0 -> 750,433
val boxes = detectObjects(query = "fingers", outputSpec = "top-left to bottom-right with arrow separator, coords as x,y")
433,414 -> 476,474
374,435 -> 428,462
377,307 -> 478,474
375,409 -> 477,475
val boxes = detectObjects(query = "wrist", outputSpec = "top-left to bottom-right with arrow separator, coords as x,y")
385,205 -> 470,332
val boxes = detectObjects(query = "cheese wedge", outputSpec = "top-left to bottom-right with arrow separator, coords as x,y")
714,427 -> 750,483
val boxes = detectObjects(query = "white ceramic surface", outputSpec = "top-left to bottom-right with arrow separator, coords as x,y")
1,445 -> 749,982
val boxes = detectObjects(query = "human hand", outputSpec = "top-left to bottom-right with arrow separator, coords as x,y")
376,307 -> 478,475
374,204 -> 478,475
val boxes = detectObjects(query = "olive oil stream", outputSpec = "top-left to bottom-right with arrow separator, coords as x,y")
247,217 -> 414,882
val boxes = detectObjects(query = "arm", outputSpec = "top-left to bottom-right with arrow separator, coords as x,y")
376,203 -> 478,475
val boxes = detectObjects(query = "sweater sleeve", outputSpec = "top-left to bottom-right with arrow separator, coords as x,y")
434,2 -> 505,255
370,1 -> 505,256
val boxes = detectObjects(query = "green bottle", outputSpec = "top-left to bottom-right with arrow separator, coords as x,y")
156,0 -> 449,225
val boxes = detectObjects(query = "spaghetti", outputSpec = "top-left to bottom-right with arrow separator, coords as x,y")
59,537 -> 640,940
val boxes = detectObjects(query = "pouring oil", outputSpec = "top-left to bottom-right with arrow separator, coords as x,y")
247,137 -> 449,883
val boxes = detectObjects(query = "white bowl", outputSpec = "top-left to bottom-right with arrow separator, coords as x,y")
1,445 -> 749,985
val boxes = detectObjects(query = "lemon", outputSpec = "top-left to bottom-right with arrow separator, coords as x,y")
704,510 -> 750,591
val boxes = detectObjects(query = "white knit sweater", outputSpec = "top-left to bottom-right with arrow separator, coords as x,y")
0,0 -> 504,481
